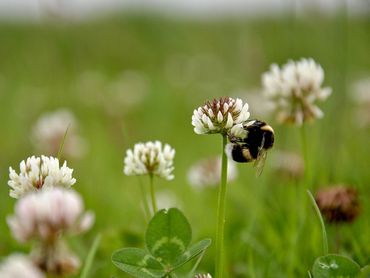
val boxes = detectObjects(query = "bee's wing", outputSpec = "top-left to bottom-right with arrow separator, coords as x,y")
253,149 -> 267,177
253,134 -> 267,177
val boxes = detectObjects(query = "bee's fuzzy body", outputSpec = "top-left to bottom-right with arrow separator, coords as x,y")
226,120 -> 274,163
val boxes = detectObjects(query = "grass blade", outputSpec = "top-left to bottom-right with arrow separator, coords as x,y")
307,190 -> 329,255
80,234 -> 101,278
57,124 -> 71,160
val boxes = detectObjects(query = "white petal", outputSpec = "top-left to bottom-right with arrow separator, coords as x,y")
217,111 -> 223,123
225,113 -> 234,129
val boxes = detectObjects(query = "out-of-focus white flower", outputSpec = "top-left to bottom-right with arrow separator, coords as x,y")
192,97 -> 250,135
8,156 -> 76,199
124,141 -> 175,180
0,254 -> 45,278
103,71 -> 149,117
350,77 -> 370,127
31,109 -> 87,158
188,156 -> 238,188
232,89 -> 274,119
194,274 -> 212,278
31,240 -> 81,276
7,188 -> 94,243
270,150 -> 304,179
76,70 -> 148,116
262,58 -> 331,125
156,190 -> 180,210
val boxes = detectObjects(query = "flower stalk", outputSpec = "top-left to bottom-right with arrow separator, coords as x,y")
300,124 -> 310,183
138,178 -> 151,220
215,134 -> 228,278
149,174 -> 158,214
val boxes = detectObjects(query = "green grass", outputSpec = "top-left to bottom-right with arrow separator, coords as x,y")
0,12 -> 369,277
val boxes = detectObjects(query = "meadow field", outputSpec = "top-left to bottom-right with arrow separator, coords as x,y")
0,11 -> 369,277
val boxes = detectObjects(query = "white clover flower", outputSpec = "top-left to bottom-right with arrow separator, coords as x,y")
192,97 -> 250,135
156,190 -> 181,210
8,155 -> 76,199
31,240 -> 81,276
188,156 -> 238,189
195,274 -> 212,278
124,141 -> 175,180
270,150 -> 304,179
350,77 -> 370,128
232,89 -> 274,119
7,188 -> 94,243
31,109 -> 87,158
0,254 -> 45,278
262,58 -> 331,125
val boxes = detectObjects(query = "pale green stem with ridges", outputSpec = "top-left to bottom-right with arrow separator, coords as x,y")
215,134 -> 228,278
307,190 -> 329,255
138,178 -> 151,221
300,124 -> 309,183
149,174 -> 157,214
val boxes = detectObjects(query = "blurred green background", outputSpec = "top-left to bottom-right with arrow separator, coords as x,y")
0,10 -> 369,277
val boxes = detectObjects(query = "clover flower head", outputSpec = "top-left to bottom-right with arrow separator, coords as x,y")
0,254 -> 45,278
7,188 -> 94,243
270,150 -> 304,179
350,77 -> 370,128
188,156 -> 238,188
31,109 -> 87,158
156,190 -> 180,210
192,97 -> 250,135
8,155 -> 76,199
124,141 -> 175,180
31,240 -> 81,276
195,274 -> 212,278
315,185 -> 360,224
262,58 -> 331,125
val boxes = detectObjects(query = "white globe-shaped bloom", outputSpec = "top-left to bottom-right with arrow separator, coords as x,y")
188,156 -> 238,188
8,155 -> 76,199
7,188 -> 94,243
270,150 -> 304,179
31,109 -> 87,158
0,254 -> 45,278
192,97 -> 250,135
195,274 -> 212,278
124,141 -> 175,180
262,58 -> 332,125
350,77 -> 370,128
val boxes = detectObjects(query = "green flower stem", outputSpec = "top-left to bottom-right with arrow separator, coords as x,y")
149,174 -> 157,214
215,134 -> 228,278
138,178 -> 151,220
307,190 -> 329,255
300,124 -> 309,183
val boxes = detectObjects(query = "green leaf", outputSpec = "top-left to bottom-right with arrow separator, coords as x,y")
145,208 -> 191,265
172,239 -> 212,270
112,248 -> 166,278
312,254 -> 361,278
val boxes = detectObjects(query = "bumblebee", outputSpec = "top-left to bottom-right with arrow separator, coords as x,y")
225,120 -> 274,176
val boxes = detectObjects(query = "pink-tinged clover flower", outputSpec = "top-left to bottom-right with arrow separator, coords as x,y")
0,254 -> 45,278
192,97 -> 250,135
7,188 -> 94,243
